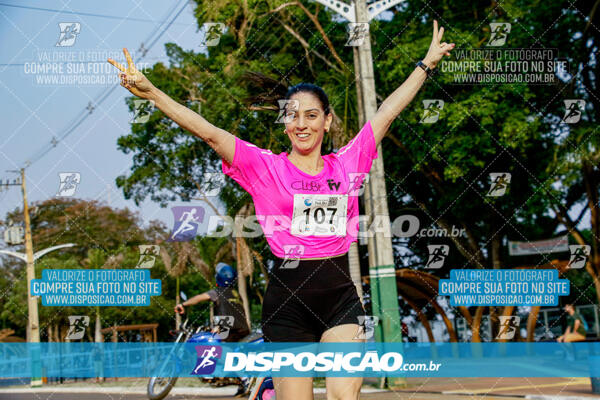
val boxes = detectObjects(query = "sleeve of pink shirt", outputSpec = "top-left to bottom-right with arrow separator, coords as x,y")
221,136 -> 275,195
334,120 -> 379,174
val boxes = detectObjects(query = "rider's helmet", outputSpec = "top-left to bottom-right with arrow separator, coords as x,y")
215,262 -> 237,287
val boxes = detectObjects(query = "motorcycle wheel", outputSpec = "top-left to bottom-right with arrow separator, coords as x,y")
147,361 -> 179,400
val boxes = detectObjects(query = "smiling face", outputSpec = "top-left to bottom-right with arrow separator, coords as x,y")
283,91 -> 332,155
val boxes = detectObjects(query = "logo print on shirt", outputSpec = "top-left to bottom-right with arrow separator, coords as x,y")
291,180 -> 322,192
327,179 -> 341,191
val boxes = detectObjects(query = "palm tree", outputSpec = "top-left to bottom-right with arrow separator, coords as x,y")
159,241 -> 202,330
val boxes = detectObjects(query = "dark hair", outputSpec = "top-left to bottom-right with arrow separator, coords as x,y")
285,83 -> 330,115
241,71 -> 331,115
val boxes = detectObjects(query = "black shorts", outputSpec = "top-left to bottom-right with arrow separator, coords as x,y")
261,252 -> 366,342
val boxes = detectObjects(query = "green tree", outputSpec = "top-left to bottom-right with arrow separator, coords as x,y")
0,198 -> 176,341
112,0 -> 599,343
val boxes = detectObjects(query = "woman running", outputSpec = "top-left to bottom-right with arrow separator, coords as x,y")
109,20 -> 453,400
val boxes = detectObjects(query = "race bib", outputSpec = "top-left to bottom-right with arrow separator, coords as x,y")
291,194 -> 348,236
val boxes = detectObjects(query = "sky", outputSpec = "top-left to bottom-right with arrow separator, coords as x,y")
0,0 -> 210,236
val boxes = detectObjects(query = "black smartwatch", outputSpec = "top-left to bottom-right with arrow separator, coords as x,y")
416,60 -> 436,77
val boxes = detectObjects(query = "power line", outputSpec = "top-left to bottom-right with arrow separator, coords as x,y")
0,2 -> 193,26
0,57 -> 171,67
23,0 -> 187,165
22,0 -> 190,168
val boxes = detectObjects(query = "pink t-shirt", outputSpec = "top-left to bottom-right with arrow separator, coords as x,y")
221,120 -> 378,259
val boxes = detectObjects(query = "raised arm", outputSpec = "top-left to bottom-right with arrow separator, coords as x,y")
370,20 -> 455,146
108,48 -> 235,164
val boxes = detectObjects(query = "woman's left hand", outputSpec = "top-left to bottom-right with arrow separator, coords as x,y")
423,20 -> 455,69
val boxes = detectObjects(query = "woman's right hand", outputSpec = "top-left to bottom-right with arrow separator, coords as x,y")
107,48 -> 156,99
174,304 -> 185,314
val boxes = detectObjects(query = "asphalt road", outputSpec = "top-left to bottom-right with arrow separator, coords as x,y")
0,392 -> 528,400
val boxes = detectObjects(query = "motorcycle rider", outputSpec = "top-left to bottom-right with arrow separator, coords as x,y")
174,262 -> 251,395
174,262 -> 250,340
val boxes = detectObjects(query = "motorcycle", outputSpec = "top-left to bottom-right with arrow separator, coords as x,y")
147,293 -> 275,400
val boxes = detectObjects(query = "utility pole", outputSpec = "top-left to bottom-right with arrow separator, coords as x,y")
2,169 -> 75,386
21,168 -> 38,348
311,0 -> 406,388
4,169 -> 41,346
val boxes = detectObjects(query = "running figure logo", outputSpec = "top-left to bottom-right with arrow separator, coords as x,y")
131,99 -> 155,123
192,345 -> 222,375
136,245 -> 160,268
487,23 -> 511,47
348,173 -> 369,196
200,23 -> 225,47
168,206 -> 206,242
200,172 -> 225,197
426,245 -> 449,269
567,245 -> 590,269
56,23 -> 81,47
276,99 -> 300,123
65,315 -> 90,340
487,173 -> 511,197
56,172 -> 81,197
496,316 -> 520,340
561,100 -> 585,124
353,316 -> 379,340
281,244 -> 304,269
345,23 -> 369,46
420,100 -> 444,124
213,316 -> 234,339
